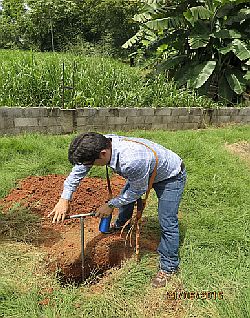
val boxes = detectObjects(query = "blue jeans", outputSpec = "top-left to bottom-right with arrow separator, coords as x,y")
115,169 -> 187,273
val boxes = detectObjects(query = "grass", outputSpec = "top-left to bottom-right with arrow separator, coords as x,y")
0,49 -> 218,109
0,125 -> 249,317
0,204 -> 41,243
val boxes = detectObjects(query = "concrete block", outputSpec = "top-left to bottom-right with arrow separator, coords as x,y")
86,108 -> 98,117
22,107 -> 48,118
0,118 -> 14,129
161,116 -> 173,124
188,108 -> 203,116
0,107 -> 23,118
92,116 -> 108,125
47,108 -> 61,117
46,126 -> 63,134
15,117 -> 38,127
223,108 -> 241,116
18,126 -> 45,134
96,108 -> 111,117
118,108 -> 138,117
107,108 -> 120,117
154,108 -> 172,116
76,117 -> 89,126
0,127 -> 20,136
144,116 -> 153,124
239,115 -> 250,123
187,115 -> 202,124
76,108 -> 102,118
76,108 -> 90,117
217,116 -> 231,123
103,124 -> 117,131
38,117 -> 60,126
231,116 -> 245,123
171,108 -> 189,116
126,116 -> 145,124
60,109 -> 74,133
106,116 -> 127,125
238,108 -> 250,116
178,115 -> 190,123
145,116 -> 164,124
137,108 -> 154,117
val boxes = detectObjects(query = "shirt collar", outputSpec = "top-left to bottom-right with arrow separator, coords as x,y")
106,135 -> 119,169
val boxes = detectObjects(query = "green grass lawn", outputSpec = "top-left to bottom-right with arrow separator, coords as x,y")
0,125 -> 249,318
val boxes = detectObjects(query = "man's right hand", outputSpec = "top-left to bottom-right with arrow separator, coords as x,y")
48,198 -> 70,223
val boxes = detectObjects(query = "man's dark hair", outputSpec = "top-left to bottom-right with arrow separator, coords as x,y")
68,132 -> 111,165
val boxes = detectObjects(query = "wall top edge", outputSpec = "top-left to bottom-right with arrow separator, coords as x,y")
0,106 -> 249,111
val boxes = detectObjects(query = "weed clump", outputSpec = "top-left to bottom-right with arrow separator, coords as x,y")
0,204 -> 41,243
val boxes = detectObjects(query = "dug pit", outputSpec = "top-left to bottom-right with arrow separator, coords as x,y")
0,174 -> 158,283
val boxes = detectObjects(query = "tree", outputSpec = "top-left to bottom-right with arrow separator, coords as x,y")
0,0 -> 139,54
123,0 -> 250,104
82,0 -> 139,53
0,0 -> 26,48
24,0 -> 81,51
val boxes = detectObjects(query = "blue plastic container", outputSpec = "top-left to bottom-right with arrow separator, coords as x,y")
99,214 -> 112,233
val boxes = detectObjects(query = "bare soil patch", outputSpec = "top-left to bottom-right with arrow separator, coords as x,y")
0,175 -> 158,283
225,141 -> 250,166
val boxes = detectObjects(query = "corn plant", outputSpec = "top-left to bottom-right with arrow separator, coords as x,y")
0,49 -> 218,108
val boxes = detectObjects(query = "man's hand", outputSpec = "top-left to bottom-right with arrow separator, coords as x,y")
95,203 -> 113,218
48,198 -> 70,223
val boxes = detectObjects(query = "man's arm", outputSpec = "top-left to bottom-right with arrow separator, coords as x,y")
108,159 -> 151,208
48,164 -> 91,223
61,164 -> 91,200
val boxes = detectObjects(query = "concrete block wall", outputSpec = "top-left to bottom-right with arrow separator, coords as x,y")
0,107 -> 249,136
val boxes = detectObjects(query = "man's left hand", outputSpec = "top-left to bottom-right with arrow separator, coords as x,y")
95,203 -> 113,218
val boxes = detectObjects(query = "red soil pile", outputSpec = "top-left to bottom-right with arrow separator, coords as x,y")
0,174 -> 158,282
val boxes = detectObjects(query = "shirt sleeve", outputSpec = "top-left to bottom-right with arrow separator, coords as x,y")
61,164 -> 91,200
108,159 -> 151,208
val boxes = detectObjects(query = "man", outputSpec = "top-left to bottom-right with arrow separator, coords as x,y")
49,132 -> 187,288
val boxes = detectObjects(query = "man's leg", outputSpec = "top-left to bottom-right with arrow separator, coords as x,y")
114,181 -> 135,228
152,170 -> 186,286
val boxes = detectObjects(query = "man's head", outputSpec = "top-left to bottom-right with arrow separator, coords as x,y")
68,132 -> 112,166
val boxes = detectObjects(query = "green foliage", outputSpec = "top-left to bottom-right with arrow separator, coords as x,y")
0,0 -> 139,55
0,49 -> 218,108
0,0 -> 27,49
123,0 -> 250,104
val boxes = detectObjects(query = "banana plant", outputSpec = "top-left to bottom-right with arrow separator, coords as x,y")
123,0 -> 250,104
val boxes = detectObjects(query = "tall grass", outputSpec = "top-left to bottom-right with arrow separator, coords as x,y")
0,49 -> 218,108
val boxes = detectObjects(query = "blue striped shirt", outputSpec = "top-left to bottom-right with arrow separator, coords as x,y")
61,134 -> 183,207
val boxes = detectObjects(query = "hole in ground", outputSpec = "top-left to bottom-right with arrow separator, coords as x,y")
47,232 -> 135,286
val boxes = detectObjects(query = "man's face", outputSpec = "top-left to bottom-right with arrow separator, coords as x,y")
84,148 -> 111,166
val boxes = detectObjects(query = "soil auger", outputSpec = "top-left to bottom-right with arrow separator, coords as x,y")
65,212 -> 95,282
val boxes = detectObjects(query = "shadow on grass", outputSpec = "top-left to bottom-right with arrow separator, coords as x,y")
141,214 -> 187,248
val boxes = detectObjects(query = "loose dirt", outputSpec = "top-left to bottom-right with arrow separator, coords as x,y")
225,141 -> 250,166
0,174 -> 158,283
